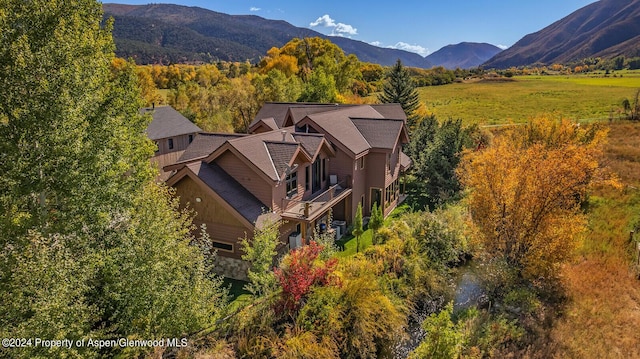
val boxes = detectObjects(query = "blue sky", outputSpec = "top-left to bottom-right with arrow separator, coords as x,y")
111,0 -> 597,56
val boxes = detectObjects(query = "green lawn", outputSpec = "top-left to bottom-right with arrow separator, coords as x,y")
418,71 -> 640,125
335,229 -> 374,257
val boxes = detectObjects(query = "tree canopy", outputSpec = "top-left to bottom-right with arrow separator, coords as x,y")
0,1 -> 224,356
457,117 -> 616,280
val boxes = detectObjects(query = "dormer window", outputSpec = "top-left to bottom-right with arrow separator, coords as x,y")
286,171 -> 298,198
168,138 -> 174,150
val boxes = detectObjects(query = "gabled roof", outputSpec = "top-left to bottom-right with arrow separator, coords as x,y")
400,150 -> 413,171
248,117 -> 279,133
297,106 -> 385,156
142,106 -> 202,140
264,141 -> 303,177
207,128 -> 300,182
186,161 -> 266,224
284,105 -> 346,127
178,133 -> 246,163
291,133 -> 326,160
250,102 -> 343,129
251,103 -> 297,129
351,118 -> 406,150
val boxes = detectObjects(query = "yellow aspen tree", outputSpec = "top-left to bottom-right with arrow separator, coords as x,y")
457,117 -> 617,280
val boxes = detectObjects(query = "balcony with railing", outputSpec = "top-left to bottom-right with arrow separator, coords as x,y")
280,179 -> 351,222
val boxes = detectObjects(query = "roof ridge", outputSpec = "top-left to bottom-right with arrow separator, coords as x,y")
291,132 -> 325,137
263,140 -> 299,145
349,117 -> 404,122
199,132 -> 248,136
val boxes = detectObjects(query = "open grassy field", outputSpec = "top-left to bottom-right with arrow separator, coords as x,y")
547,121 -> 640,358
418,71 -> 640,125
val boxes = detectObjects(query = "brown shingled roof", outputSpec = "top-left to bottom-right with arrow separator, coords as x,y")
178,133 -> 246,163
264,141 -> 302,177
400,151 -> 412,171
298,106 -> 384,156
142,106 -> 201,140
248,117 -> 279,133
187,161 -> 267,223
250,102 -> 345,129
351,118 -> 405,150
222,128 -> 298,181
291,133 -> 326,159
370,104 -> 408,121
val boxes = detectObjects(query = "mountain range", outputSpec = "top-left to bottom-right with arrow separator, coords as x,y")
103,3 -> 500,69
483,0 -> 640,68
104,0 -> 640,70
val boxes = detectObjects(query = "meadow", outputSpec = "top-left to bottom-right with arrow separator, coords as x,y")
418,71 -> 640,124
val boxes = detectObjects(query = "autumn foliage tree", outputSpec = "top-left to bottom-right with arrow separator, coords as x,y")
274,241 -> 338,313
457,117 -> 615,280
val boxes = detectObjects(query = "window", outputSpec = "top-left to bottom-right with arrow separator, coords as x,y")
188,134 -> 194,143
387,153 -> 391,170
154,141 -> 159,153
212,241 -> 233,252
286,171 -> 298,197
305,166 -> 311,191
168,138 -> 174,150
322,158 -> 327,180
358,157 -> 365,170
312,158 -> 321,193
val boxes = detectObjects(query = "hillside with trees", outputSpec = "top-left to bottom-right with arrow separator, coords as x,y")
484,0 -> 640,68
102,3 -> 432,67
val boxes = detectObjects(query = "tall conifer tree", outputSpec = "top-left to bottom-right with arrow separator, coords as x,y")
378,59 -> 421,129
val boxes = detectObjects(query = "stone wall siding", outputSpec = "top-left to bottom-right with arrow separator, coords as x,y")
213,256 -> 249,281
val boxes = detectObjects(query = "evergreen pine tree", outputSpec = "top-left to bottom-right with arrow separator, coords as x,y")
353,203 -> 364,253
378,59 -> 421,129
369,202 -> 384,244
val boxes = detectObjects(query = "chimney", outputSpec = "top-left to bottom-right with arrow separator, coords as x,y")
281,130 -> 287,142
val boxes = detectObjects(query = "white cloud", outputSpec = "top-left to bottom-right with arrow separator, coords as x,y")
389,42 -> 429,56
250,7 -> 261,11
310,14 -> 357,37
310,14 -> 336,27
496,44 -> 508,50
370,41 -> 382,47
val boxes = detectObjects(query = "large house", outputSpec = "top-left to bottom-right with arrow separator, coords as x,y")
164,103 -> 412,279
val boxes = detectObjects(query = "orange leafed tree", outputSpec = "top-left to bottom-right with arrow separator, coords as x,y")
457,117 -> 617,280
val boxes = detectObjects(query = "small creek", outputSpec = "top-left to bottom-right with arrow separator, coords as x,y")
394,261 -> 487,358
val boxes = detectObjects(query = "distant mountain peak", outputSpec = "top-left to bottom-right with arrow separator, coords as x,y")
483,0 -> 640,68
425,42 -> 502,69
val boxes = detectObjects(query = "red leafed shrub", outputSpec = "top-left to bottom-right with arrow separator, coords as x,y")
274,241 -> 338,313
